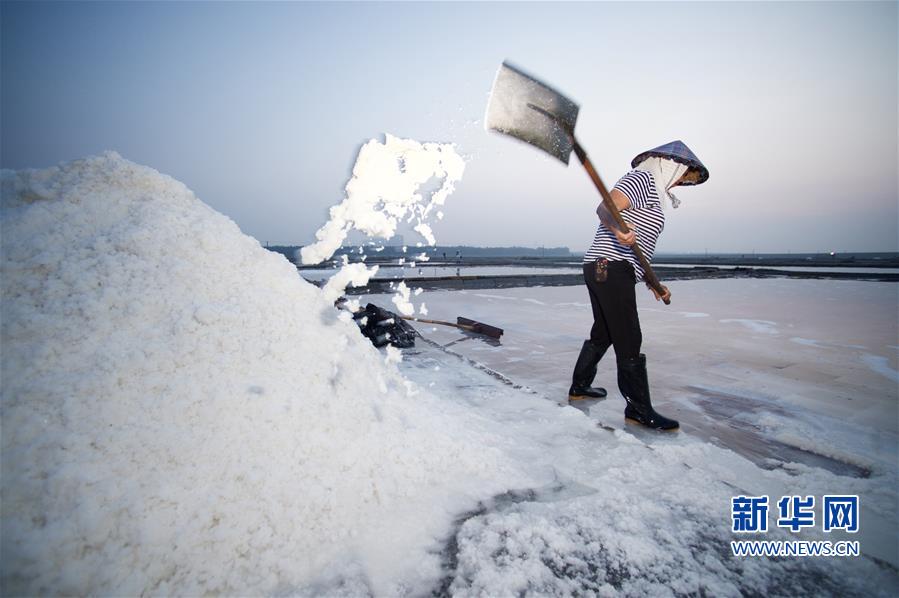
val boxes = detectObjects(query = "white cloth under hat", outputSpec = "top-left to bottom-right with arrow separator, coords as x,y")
633,157 -> 687,209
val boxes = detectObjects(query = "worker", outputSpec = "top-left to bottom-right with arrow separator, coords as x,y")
568,141 -> 709,430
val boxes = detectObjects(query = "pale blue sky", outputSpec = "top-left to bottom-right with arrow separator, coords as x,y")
2,1 -> 896,253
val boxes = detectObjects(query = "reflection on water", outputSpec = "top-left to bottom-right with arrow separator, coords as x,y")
300,263 -> 899,282
660,264 -> 899,274
300,265 -> 582,280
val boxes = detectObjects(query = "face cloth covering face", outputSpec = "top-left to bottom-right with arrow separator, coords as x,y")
634,157 -> 688,209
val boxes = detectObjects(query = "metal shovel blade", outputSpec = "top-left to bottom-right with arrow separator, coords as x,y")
485,61 -> 580,164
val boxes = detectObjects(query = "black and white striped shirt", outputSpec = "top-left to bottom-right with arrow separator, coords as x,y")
583,170 -> 665,282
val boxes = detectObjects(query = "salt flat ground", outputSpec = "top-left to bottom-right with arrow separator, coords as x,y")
10,154 -> 896,595
367,277 -> 899,582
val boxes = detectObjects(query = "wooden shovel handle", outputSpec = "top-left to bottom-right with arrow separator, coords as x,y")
401,316 -> 470,330
401,316 -> 481,335
572,141 -> 671,305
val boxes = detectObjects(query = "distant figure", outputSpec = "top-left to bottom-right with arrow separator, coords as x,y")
569,141 -> 709,431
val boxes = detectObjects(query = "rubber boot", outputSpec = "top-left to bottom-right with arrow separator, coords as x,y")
568,340 -> 609,401
617,354 -> 679,430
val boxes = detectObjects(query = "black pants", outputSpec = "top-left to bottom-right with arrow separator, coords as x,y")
583,260 -> 642,360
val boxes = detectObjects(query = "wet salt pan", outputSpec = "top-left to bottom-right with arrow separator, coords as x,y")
719,318 -> 779,334
860,353 -> 899,383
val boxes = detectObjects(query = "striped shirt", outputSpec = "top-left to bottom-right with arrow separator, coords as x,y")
583,170 -> 665,282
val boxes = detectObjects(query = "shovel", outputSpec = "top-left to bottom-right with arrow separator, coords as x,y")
485,61 -> 671,305
336,298 -> 504,340
401,316 -> 504,340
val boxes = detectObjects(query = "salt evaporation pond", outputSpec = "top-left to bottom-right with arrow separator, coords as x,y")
300,265 -> 582,281
659,263 -> 899,275
376,279 -> 898,481
3,152 -> 897,596
300,264 -> 899,284
379,277 -> 899,595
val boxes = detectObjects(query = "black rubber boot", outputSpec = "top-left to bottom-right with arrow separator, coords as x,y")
617,354 -> 679,430
568,340 -> 609,401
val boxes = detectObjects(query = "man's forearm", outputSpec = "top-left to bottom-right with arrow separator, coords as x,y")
597,203 -> 624,233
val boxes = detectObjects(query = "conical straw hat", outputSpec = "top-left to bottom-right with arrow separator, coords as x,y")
631,140 -> 709,185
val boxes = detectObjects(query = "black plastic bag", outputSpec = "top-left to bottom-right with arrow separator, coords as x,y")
352,303 -> 417,349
